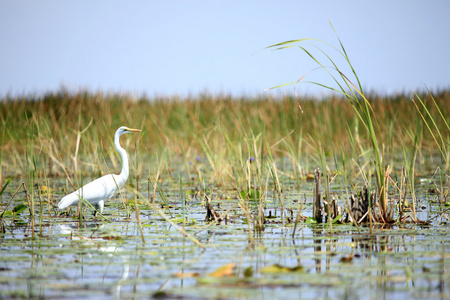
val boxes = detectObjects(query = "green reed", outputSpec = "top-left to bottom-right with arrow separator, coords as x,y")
413,89 -> 450,207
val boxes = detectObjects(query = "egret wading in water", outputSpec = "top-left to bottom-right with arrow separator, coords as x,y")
58,126 -> 142,214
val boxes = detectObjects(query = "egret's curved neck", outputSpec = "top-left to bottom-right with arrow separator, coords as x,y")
115,131 -> 129,187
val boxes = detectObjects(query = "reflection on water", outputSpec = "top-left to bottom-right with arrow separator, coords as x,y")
1,216 -> 448,299
58,224 -> 130,298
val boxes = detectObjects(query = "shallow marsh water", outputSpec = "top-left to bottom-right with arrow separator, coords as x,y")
0,175 -> 449,300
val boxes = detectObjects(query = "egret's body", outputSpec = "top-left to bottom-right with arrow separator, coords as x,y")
58,126 -> 141,214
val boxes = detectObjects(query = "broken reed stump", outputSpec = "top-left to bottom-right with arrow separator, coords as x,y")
205,195 -> 223,223
313,168 -> 322,223
349,185 -> 371,223
325,172 -> 332,223
257,203 -> 266,230
311,169 -> 384,225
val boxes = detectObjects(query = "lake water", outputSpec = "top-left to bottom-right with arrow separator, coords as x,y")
0,177 -> 449,299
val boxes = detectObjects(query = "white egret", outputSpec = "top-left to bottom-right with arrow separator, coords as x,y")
58,126 -> 142,214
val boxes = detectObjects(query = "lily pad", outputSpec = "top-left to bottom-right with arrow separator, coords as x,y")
240,188 -> 261,201
261,264 -> 304,274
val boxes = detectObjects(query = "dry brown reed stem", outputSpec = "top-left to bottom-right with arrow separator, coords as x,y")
345,197 -> 359,229
325,172 -> 331,223
237,199 -> 255,245
349,186 -> 371,224
369,206 -> 374,234
147,177 -> 152,203
313,168 -> 322,223
246,160 -> 251,191
257,172 -> 267,231
271,163 -> 284,224
390,170 -> 420,223
373,165 -> 398,223
400,167 -> 408,221
292,195 -> 306,237
150,174 -> 160,203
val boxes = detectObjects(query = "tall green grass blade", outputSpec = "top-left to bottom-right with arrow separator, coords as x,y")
412,95 -> 444,158
0,177 -> 12,196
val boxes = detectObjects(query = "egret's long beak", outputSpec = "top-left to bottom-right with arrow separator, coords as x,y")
125,127 -> 142,133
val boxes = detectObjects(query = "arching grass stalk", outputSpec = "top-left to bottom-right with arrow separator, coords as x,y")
266,21 -> 388,221
412,90 -> 449,168
412,89 -> 449,206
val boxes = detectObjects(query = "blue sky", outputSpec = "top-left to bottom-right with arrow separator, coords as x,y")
1,1 -> 449,98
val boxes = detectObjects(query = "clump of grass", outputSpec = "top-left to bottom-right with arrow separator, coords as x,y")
264,22 -> 449,223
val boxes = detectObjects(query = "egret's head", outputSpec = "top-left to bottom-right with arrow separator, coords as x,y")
117,126 -> 142,136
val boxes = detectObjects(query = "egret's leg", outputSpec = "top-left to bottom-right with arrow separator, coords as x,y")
93,203 -> 99,216
98,200 -> 105,214
93,200 -> 105,217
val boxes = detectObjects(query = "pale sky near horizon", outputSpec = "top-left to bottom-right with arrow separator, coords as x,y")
0,1 -> 449,98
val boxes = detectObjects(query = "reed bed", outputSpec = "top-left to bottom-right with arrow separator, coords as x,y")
0,87 -> 449,232
1,89 -> 449,179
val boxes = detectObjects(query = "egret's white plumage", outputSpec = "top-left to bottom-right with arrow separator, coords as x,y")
58,126 -> 141,214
